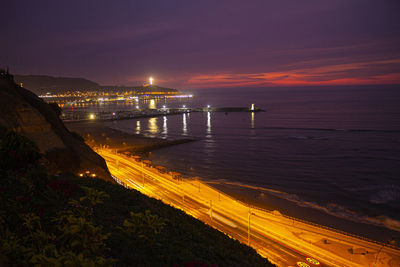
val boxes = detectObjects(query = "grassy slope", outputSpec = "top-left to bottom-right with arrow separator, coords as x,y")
0,132 -> 273,266
77,177 -> 272,266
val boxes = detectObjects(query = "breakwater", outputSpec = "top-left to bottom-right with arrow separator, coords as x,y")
61,106 -> 264,122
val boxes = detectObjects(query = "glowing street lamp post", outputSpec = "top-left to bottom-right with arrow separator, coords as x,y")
248,208 -> 251,246
142,161 -> 145,187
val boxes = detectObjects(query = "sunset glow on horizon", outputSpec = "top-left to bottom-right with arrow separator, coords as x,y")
1,1 -> 399,89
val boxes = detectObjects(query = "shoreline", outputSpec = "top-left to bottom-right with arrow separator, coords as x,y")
66,120 -> 196,154
99,149 -> 400,266
208,181 -> 399,243
67,120 -> 399,245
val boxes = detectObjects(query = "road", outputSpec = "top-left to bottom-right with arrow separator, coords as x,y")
97,148 -> 400,267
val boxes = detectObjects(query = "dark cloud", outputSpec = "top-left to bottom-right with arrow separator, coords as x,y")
1,0 -> 399,88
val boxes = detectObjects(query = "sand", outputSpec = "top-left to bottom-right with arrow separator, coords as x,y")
66,121 -> 195,154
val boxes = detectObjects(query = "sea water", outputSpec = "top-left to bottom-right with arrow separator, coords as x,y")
106,85 -> 400,239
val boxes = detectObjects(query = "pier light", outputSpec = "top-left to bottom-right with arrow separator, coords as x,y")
89,113 -> 95,119
251,103 -> 255,111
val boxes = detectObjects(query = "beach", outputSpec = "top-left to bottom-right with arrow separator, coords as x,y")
66,121 -> 195,154
66,119 -> 399,244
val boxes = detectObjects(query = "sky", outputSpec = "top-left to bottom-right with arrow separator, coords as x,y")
1,0 -> 400,89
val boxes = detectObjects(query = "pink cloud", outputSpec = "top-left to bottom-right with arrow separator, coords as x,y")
186,59 -> 400,88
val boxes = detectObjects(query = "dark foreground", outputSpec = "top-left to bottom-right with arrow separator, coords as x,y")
0,131 -> 272,266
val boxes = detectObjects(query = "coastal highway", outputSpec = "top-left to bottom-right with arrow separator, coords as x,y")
97,148 -> 400,267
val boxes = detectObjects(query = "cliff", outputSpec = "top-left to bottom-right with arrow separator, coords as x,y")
0,76 -> 113,182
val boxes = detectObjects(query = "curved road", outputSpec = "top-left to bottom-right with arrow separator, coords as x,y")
98,149 -> 400,267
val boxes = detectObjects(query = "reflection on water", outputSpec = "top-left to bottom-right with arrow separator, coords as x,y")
135,120 -> 141,134
251,112 -> 255,129
206,112 -> 211,136
162,116 -> 168,136
148,117 -> 158,134
149,99 -> 156,109
183,113 -> 187,135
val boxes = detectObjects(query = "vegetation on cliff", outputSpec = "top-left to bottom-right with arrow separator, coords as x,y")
0,131 -> 273,266
0,76 -> 113,182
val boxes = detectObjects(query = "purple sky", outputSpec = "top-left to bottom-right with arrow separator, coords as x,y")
1,0 -> 400,89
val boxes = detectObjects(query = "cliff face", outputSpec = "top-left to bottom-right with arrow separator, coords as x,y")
0,77 -> 113,183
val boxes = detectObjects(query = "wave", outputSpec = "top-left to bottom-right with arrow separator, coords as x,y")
213,180 -> 400,232
258,126 -> 400,133
369,185 -> 400,204
343,184 -> 400,204
289,135 -> 329,140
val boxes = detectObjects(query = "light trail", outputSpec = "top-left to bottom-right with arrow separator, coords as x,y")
98,148 -> 400,267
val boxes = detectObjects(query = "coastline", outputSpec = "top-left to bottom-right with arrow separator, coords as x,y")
66,121 -> 196,154
209,181 -> 399,243
67,120 -> 399,245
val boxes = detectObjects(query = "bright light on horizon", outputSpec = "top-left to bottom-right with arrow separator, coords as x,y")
149,77 -> 153,85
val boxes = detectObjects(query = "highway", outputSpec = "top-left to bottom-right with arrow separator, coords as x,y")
97,148 -> 400,267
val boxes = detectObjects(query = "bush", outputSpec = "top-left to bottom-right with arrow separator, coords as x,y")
0,132 -> 272,266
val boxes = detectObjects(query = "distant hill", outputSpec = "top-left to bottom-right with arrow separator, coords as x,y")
14,75 -> 100,95
14,74 -> 178,95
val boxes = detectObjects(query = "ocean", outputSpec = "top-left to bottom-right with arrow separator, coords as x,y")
103,85 -> 400,240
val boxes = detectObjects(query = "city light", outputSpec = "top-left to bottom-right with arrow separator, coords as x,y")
182,105 -> 186,108
149,77 -> 153,85
89,113 -> 95,119
207,105 -> 211,108
162,105 -> 166,109
251,103 -> 255,111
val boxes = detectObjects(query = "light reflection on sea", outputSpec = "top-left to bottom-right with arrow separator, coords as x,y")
104,86 -> 400,238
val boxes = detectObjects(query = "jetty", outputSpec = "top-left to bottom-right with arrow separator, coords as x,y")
61,106 -> 264,122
